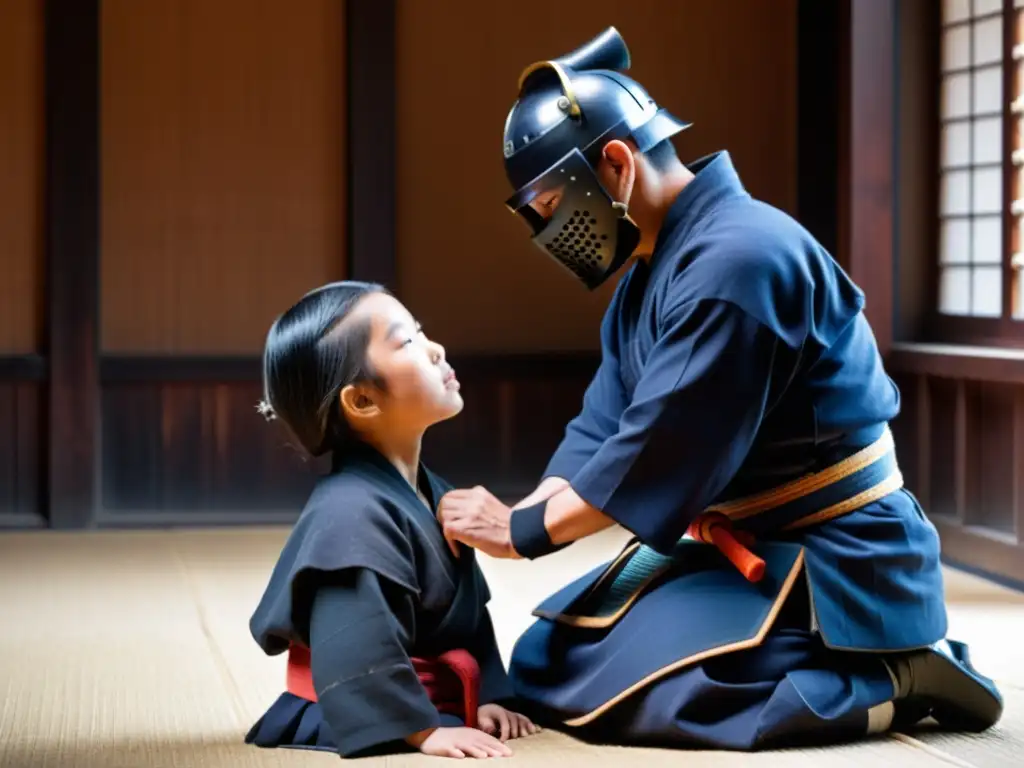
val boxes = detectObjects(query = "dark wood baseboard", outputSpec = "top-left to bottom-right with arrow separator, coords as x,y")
97,352 -> 599,525
420,353 -> 599,494
942,553 -> 1024,595
13,345 -> 1024,599
92,510 -> 306,528
0,355 -> 47,381
0,376 -> 44,525
100,376 -> 329,516
936,519 -> 1024,588
0,512 -> 48,529
0,352 -> 597,527
888,360 -> 1024,585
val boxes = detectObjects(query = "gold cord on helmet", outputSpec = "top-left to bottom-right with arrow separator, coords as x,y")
516,60 -> 582,119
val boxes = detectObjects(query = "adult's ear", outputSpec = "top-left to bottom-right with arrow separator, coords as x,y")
597,139 -> 636,205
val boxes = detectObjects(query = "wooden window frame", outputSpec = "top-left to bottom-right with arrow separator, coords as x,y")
929,0 -> 1024,347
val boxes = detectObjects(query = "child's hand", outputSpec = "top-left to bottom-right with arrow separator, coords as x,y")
478,703 -> 541,741
409,726 -> 513,759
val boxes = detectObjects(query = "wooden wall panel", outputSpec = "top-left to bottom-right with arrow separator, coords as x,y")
98,355 -> 597,519
888,351 -> 1024,584
927,377 -> 959,520
100,0 -> 346,355
395,2 -> 798,353
421,355 -> 599,495
964,382 -> 1017,535
0,381 -> 42,526
99,376 -> 329,520
889,371 -> 920,496
0,0 -> 44,353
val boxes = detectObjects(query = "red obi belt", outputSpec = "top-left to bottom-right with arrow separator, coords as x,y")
286,644 -> 481,729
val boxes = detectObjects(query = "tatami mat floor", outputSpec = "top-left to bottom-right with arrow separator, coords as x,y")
0,526 -> 1021,767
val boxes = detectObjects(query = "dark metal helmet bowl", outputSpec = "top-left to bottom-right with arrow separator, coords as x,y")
502,26 -> 691,290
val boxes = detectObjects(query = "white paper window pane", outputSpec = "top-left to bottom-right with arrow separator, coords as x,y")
943,25 -> 971,71
941,170 -> 971,214
972,267 -> 1003,317
942,73 -> 972,118
941,218 -> 971,263
975,0 -> 1002,15
940,267 -> 972,314
973,167 -> 1003,213
943,0 -> 970,23
972,215 -> 1003,263
972,65 -> 1003,114
973,116 -> 1003,163
973,18 -> 1003,67
1017,0 -> 1024,10
942,121 -> 972,167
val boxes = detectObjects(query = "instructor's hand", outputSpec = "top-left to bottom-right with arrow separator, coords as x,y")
438,486 -> 522,560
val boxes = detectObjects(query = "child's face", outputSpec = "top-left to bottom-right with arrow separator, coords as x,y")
343,292 -> 463,434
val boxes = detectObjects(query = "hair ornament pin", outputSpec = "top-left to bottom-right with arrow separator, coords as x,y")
256,400 -> 277,421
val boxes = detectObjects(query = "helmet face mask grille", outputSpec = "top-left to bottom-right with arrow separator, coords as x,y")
542,206 -> 613,284
506,129 -> 654,288
511,151 -> 634,290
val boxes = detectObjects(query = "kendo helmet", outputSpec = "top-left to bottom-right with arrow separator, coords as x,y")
502,27 -> 692,290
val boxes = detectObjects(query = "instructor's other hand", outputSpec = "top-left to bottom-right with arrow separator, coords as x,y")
438,486 -> 521,560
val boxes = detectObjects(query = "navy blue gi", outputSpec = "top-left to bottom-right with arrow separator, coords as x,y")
246,443 -> 514,757
507,151 -> 1003,748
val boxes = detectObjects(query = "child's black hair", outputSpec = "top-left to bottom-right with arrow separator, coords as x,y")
260,280 -> 388,458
